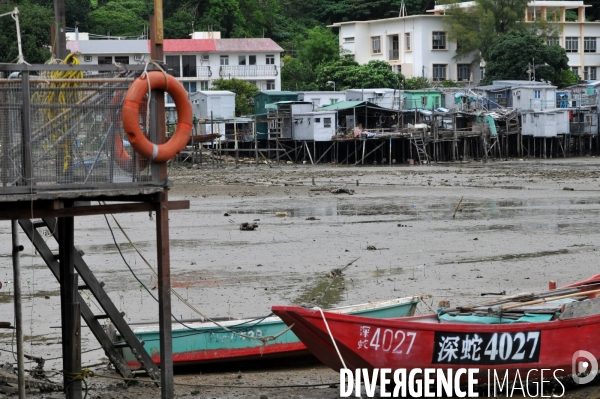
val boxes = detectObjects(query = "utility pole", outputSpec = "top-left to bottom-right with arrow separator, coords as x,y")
53,0 -> 67,59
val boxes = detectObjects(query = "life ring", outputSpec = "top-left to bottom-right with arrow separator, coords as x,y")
108,91 -> 148,172
122,71 -> 192,162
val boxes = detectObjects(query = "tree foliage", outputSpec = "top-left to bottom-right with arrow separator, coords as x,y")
0,1 -> 53,64
315,59 -> 402,91
210,78 -> 258,116
88,0 -> 151,37
484,31 -> 576,88
403,76 -> 432,90
299,26 -> 340,69
441,0 -> 529,61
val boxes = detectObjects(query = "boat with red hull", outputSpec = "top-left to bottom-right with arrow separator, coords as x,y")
272,274 -> 600,381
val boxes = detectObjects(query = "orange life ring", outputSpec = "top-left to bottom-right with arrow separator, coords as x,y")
122,71 -> 192,162
108,91 -> 148,172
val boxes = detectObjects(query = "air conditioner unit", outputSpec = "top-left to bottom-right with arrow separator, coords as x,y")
514,90 -> 521,96
134,55 -> 143,61
83,55 -> 92,62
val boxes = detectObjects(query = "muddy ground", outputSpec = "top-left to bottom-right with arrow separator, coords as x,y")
2,157 -> 600,398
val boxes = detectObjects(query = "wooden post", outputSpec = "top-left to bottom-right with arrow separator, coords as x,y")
254,120 -> 258,166
53,0 -> 67,59
58,214 -> 81,399
151,5 -> 174,397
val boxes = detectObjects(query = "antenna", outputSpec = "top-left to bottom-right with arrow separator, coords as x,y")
399,0 -> 407,17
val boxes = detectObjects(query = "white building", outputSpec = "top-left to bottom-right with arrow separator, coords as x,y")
330,0 -> 600,83
345,88 -> 402,109
330,15 -> 482,84
66,32 -> 283,92
297,91 -> 346,110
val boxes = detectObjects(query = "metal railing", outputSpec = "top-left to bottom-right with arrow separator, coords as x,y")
219,65 -> 278,78
167,66 -> 212,78
0,64 -> 164,194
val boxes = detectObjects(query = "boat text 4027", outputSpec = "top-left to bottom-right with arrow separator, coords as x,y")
433,331 -> 541,365
357,326 -> 417,354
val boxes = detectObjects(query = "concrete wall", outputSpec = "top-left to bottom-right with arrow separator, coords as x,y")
292,112 -> 336,141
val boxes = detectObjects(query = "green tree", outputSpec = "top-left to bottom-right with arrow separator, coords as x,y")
315,59 -> 401,90
164,9 -> 194,39
403,76 -> 432,90
441,0 -> 529,62
211,78 -> 258,116
88,0 -> 150,37
484,31 -> 576,88
0,2 -> 53,64
299,26 -> 340,69
281,55 -> 316,91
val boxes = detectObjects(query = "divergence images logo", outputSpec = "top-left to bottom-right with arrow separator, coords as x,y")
572,350 -> 598,385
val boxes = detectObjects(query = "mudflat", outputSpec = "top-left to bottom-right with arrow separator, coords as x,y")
2,158 -> 600,398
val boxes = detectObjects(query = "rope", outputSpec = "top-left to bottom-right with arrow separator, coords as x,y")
102,209 -> 293,344
64,368 -> 94,399
140,60 -> 170,140
314,307 -> 347,370
32,53 -> 83,172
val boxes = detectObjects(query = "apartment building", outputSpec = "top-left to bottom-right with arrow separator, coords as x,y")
330,0 -> 600,83
66,32 -> 283,93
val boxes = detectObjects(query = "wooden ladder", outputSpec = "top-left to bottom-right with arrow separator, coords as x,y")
19,217 -> 160,382
411,136 -> 429,164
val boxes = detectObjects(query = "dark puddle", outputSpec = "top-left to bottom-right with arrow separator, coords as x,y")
448,249 -> 570,265
224,197 -> 600,227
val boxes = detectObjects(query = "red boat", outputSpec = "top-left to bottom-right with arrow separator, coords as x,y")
272,274 -> 600,382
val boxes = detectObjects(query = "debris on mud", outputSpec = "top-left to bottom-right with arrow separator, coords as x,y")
239,222 -> 258,231
330,188 -> 354,195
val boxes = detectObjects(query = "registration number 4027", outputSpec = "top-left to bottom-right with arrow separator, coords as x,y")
357,326 -> 417,354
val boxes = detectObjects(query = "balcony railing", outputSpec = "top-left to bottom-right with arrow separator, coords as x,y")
389,50 -> 399,60
219,65 -> 278,78
167,66 -> 212,78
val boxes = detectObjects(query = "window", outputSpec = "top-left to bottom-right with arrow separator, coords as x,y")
114,56 -> 129,64
457,64 -> 471,81
585,66 -> 597,80
371,36 -> 381,54
199,81 -> 209,90
344,37 -> 355,43
315,118 -> 321,123
572,66 -> 579,76
480,68 -> 485,80
266,54 -> 275,65
249,55 -> 256,65
83,55 -> 92,62
405,33 -> 411,51
97,56 -> 112,65
566,37 -> 579,53
166,55 -> 180,77
182,81 -> 197,93
324,117 -> 332,128
534,90 -> 541,99
432,64 -> 447,81
432,32 -> 446,50
330,98 -> 338,104
584,37 -> 596,53
201,54 -> 209,64
182,55 -> 196,77
266,80 -> 275,90
238,55 -> 246,65
220,55 -> 229,65
547,38 -> 560,46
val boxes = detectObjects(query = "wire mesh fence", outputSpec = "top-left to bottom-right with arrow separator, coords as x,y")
0,67 -> 161,194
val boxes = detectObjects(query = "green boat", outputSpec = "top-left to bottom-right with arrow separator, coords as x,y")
110,296 -> 420,368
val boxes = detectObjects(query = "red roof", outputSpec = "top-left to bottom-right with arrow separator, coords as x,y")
153,39 -> 217,53
148,38 -> 282,53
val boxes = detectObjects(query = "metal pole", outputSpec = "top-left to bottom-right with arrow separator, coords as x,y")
234,116 -> 239,168
53,0 -> 67,59
11,220 -> 25,399
151,5 -> 174,397
254,120 -> 258,166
